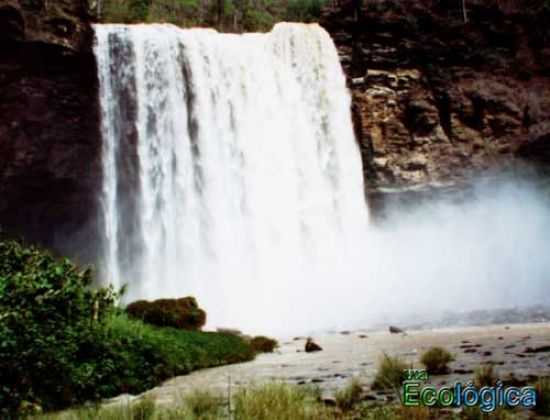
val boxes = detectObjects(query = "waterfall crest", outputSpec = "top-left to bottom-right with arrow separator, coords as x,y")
94,23 -> 368,333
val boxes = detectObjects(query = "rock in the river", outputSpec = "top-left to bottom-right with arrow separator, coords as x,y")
389,326 -> 405,334
305,338 -> 323,353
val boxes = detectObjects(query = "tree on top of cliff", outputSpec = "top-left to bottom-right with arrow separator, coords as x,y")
100,0 -> 329,31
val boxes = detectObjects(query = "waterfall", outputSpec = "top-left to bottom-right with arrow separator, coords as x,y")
94,23 -> 369,334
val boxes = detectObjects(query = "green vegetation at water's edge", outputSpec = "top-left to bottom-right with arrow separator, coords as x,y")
0,239 -> 254,417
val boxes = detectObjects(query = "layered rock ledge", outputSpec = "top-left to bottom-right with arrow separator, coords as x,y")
321,0 -> 550,190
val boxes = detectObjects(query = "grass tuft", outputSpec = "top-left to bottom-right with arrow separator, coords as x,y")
535,377 -> 550,416
372,353 -> 409,391
419,346 -> 454,375
473,364 -> 496,388
232,382 -> 331,420
178,389 -> 222,419
334,377 -> 363,411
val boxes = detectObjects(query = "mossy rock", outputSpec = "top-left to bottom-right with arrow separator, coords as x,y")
249,336 -> 278,353
126,296 -> 206,331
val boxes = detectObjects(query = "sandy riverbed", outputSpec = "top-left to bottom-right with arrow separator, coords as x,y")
131,322 -> 550,406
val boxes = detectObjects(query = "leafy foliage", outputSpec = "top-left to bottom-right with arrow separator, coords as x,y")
100,0 -> 329,31
0,239 -> 117,414
0,239 -> 253,416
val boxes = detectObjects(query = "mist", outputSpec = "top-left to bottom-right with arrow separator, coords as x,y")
298,172 -> 550,336
93,23 -> 550,337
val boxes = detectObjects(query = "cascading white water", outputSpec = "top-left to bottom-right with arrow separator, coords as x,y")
94,23 -> 369,334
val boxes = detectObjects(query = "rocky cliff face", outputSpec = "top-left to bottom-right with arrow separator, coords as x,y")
321,0 -> 550,191
0,0 -> 100,259
1,0 -> 549,255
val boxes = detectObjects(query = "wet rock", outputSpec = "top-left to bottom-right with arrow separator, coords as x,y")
460,344 -> 482,349
389,325 -> 404,334
454,368 -> 474,374
305,338 -> 322,353
525,346 -> 550,353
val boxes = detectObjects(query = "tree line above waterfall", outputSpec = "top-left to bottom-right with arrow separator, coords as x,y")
97,0 -> 550,33
100,0 -> 328,31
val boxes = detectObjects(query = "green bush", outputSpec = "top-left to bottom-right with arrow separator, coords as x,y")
419,346 -> 454,375
285,0 -> 326,22
104,313 -> 254,383
126,297 -> 206,330
101,0 -> 329,31
0,239 -> 117,414
249,336 -> 278,353
0,239 -> 253,417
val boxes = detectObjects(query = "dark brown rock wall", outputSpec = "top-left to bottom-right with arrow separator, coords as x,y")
0,0 -> 101,260
321,0 -> 550,190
